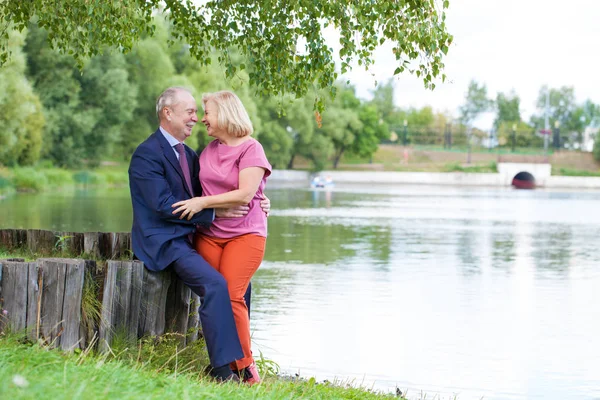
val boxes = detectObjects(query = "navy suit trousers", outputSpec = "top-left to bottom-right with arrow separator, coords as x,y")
171,251 -> 244,367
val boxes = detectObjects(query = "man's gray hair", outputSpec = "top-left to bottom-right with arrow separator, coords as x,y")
156,87 -> 193,121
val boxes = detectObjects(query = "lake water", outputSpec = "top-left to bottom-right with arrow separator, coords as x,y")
1,184 -> 599,400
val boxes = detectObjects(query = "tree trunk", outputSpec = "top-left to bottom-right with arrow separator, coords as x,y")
287,153 -> 296,169
332,147 -> 345,169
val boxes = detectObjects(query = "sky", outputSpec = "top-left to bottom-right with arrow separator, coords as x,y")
339,0 -> 600,128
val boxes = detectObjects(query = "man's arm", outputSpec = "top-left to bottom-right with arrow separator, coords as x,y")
129,147 -> 213,227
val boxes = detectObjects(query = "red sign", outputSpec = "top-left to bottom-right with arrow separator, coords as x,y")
539,129 -> 552,135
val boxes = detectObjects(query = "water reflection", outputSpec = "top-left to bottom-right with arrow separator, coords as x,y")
456,220 -> 482,276
531,225 -> 573,277
491,222 -> 516,273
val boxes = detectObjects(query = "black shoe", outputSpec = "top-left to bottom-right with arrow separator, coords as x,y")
209,364 -> 240,383
213,373 -> 240,384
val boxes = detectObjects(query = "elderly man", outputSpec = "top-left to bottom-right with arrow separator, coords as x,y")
128,87 -> 269,382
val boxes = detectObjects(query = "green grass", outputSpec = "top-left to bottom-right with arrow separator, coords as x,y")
0,336 -> 400,399
412,144 -> 551,155
553,167 -> 600,177
442,161 -> 498,173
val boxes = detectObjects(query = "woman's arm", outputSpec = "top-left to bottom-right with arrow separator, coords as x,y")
172,167 -> 266,220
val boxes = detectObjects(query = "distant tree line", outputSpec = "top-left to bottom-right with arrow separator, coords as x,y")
458,80 -> 600,159
1,18 -> 393,171
2,18 -> 599,170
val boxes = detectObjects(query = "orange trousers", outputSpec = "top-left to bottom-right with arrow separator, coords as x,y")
195,233 -> 266,370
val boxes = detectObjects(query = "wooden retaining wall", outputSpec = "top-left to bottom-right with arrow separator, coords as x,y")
0,229 -> 202,352
0,228 -> 131,259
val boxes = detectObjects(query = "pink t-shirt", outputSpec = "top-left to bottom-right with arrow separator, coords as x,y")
197,138 -> 272,239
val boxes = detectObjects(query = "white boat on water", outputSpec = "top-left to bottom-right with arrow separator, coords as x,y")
310,175 -> 334,189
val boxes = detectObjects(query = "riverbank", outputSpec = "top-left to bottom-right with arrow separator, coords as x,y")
1,146 -> 599,195
0,335 -> 401,399
0,165 -> 128,195
271,168 -> 600,189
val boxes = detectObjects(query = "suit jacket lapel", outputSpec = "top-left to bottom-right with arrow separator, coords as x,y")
154,130 -> 193,197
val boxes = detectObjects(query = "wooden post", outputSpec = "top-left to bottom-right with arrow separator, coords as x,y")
0,229 -> 27,250
83,232 -> 111,259
99,260 -> 145,351
60,259 -> 85,351
187,293 -> 202,343
0,260 -> 30,333
99,260 -> 117,353
26,262 -> 41,342
108,232 -> 131,259
37,258 -> 85,351
138,267 -> 171,338
27,229 -> 56,254
0,258 -> 25,304
165,270 -> 192,346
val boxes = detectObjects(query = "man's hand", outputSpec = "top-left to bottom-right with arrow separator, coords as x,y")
172,197 -> 206,220
260,195 -> 270,217
216,206 -> 250,218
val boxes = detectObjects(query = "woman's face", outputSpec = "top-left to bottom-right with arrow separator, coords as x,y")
201,100 -> 224,138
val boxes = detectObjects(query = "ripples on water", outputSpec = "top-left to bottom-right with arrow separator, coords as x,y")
252,185 -> 600,400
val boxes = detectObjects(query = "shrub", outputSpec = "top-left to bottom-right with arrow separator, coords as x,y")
11,167 -> 47,192
0,175 -> 13,194
73,170 -> 107,186
43,168 -> 74,186
103,171 -> 129,185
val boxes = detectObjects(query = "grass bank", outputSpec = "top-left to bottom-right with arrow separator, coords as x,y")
0,335 -> 400,400
307,145 -> 600,174
0,164 -> 128,195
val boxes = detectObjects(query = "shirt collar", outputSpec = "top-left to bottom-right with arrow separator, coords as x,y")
159,126 -> 182,148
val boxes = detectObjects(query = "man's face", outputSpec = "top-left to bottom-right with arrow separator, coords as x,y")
163,91 -> 198,142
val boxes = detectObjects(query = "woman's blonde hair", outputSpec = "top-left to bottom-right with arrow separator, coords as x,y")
202,91 -> 253,137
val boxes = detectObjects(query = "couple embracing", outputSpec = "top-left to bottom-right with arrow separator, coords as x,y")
128,87 -> 271,383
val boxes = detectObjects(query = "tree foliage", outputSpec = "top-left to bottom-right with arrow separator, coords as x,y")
24,25 -> 137,167
0,0 -> 453,110
0,30 -> 44,166
529,86 -> 600,148
594,131 -> 600,162
459,80 -> 493,126
494,91 -> 521,129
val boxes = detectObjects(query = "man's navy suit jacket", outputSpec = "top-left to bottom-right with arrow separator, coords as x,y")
128,129 -> 213,271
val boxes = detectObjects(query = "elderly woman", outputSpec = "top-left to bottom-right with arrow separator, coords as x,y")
172,90 -> 271,385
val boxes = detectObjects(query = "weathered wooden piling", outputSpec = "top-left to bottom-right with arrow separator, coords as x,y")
99,260 -> 145,351
0,258 -> 86,351
166,272 -> 194,347
0,228 -> 204,352
0,229 -> 132,260
0,229 -> 27,250
27,229 -> 56,254
0,259 -> 31,333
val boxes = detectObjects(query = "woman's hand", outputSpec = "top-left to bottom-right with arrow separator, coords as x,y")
172,197 -> 206,220
260,195 -> 271,217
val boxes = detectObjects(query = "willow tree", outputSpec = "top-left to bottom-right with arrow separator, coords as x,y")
0,0 -> 452,109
